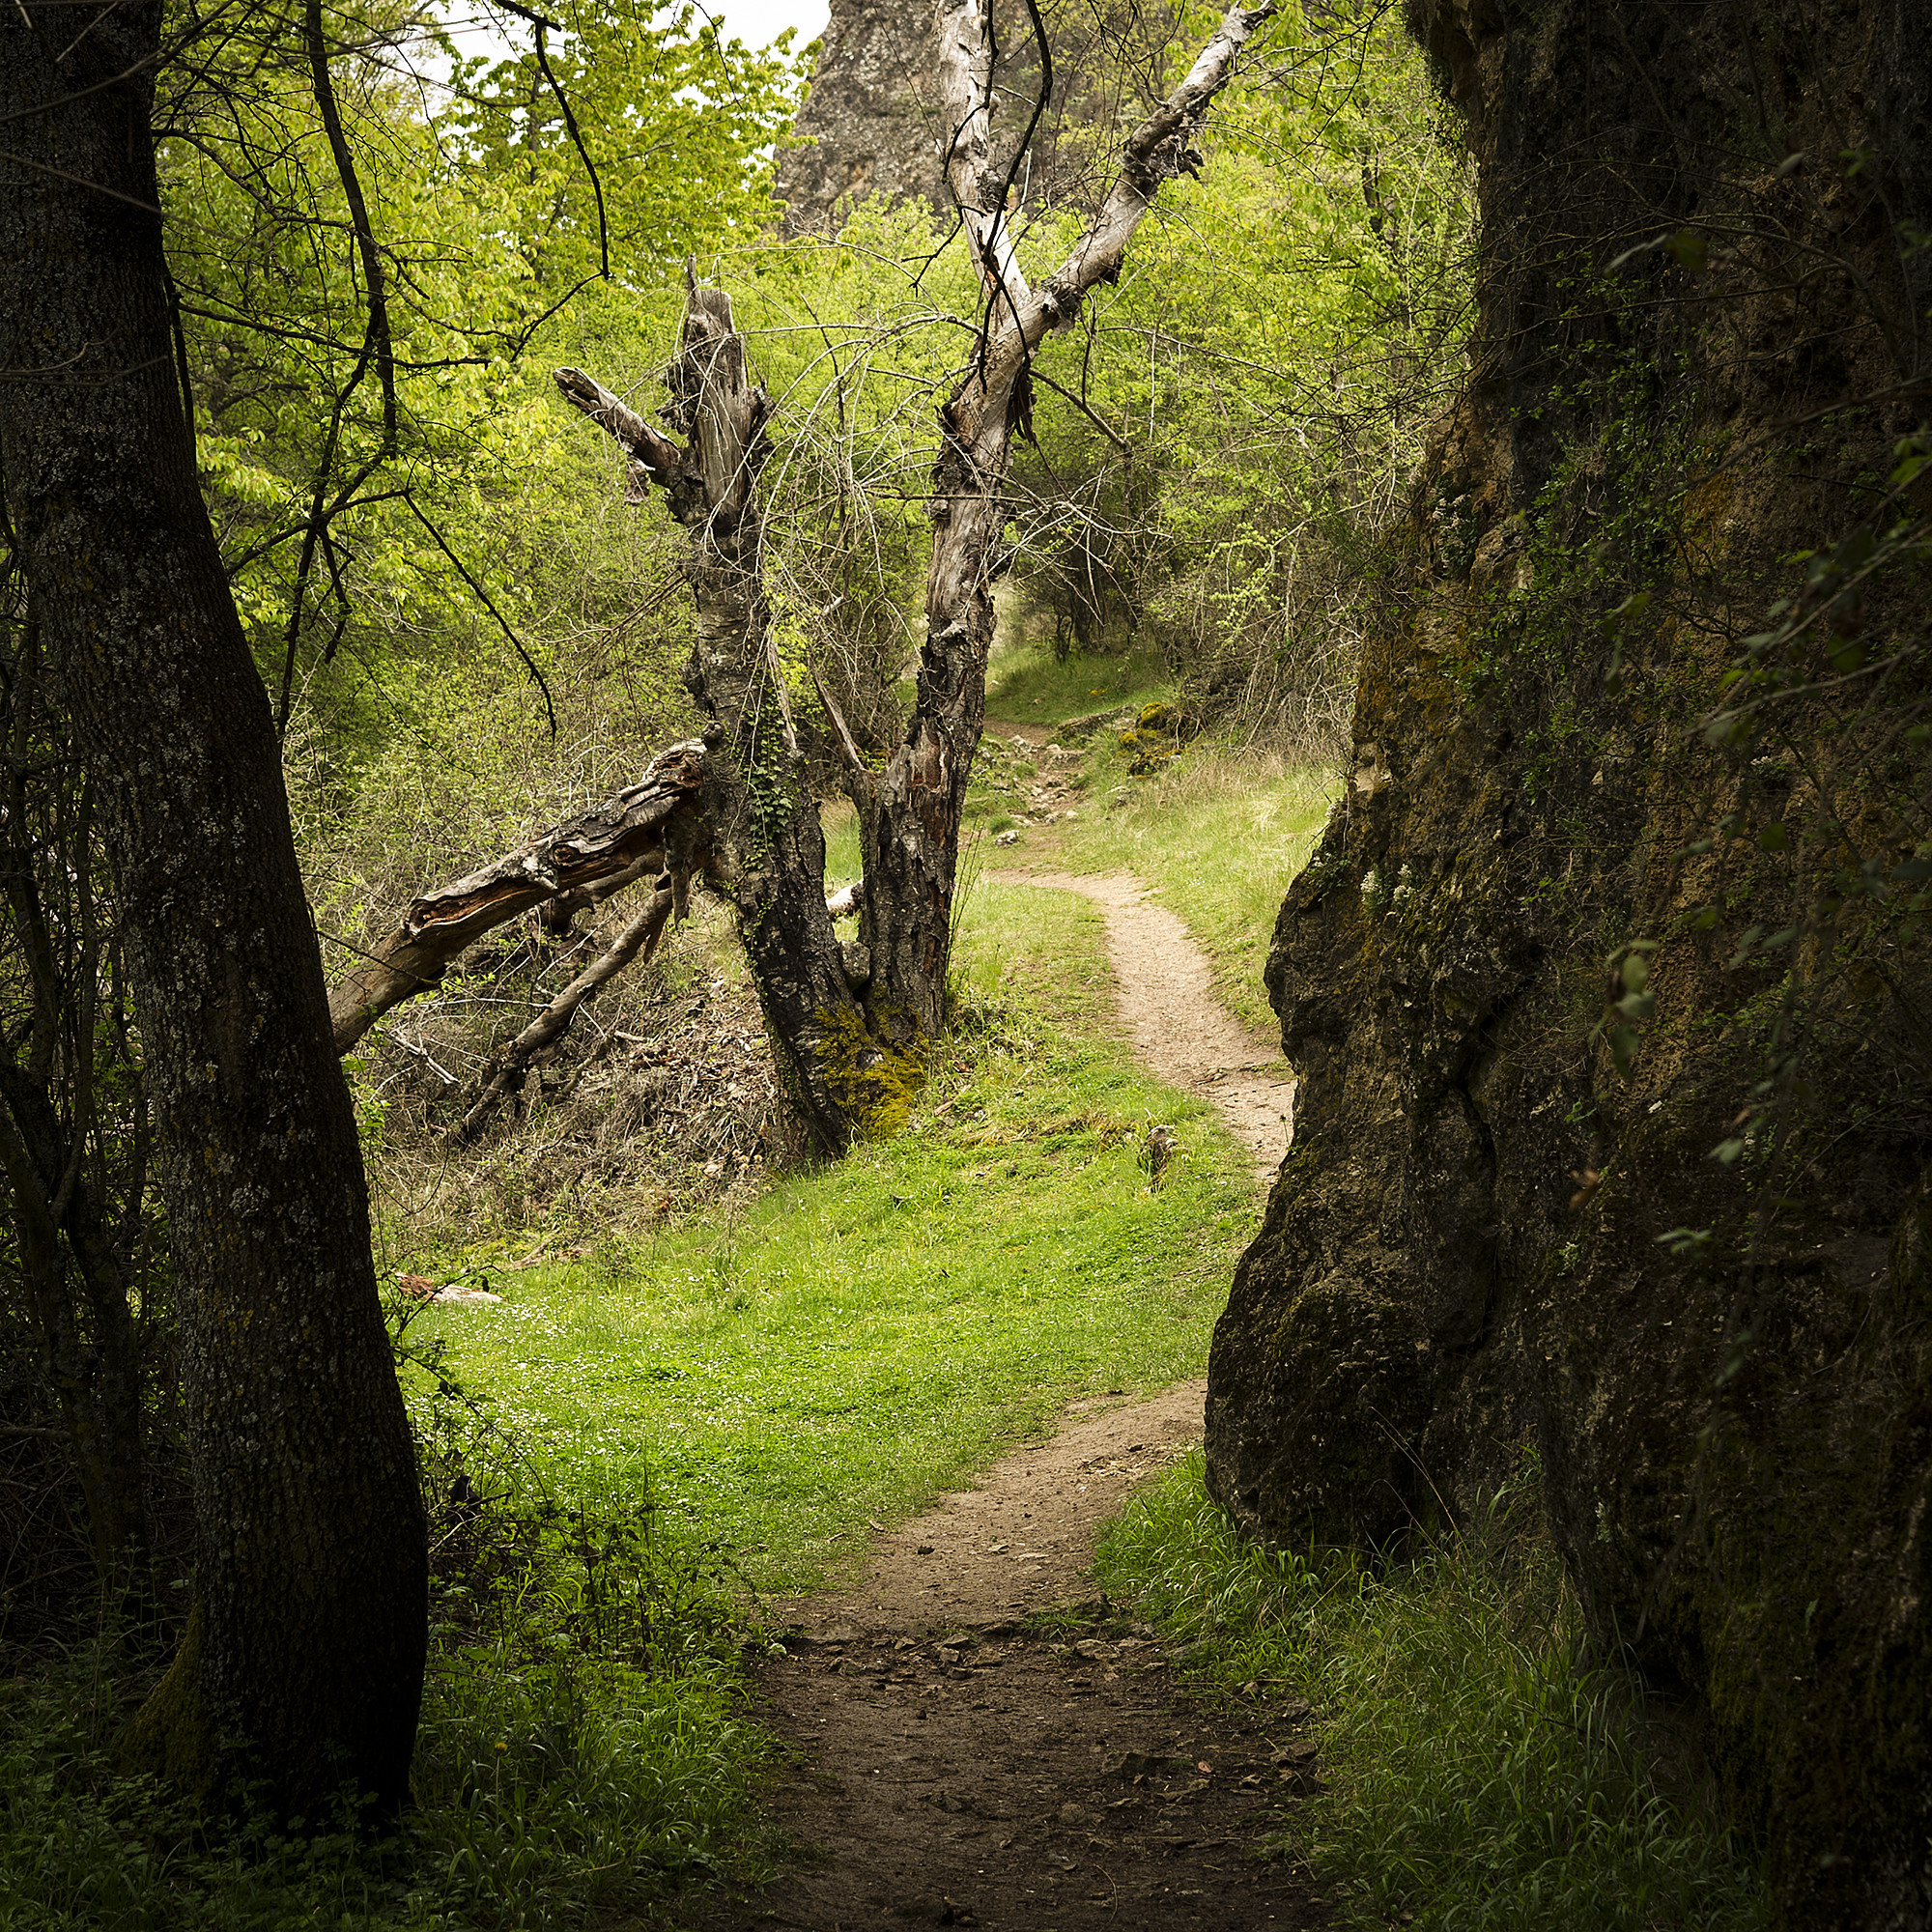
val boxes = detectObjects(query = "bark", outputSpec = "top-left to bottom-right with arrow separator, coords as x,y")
0,0 -> 424,1815
327,738 -> 711,1055
558,304 -> 885,1153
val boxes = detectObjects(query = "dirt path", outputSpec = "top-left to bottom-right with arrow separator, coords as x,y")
987,868 -> 1294,1183
708,1387 -> 1324,1931
699,752 -> 1319,1929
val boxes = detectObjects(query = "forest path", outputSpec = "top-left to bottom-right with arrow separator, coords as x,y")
700,797 -> 1323,1929
707,1385 -> 1322,1932
985,867 -> 1294,1183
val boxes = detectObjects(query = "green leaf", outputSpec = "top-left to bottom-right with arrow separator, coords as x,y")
1664,230 -> 1709,270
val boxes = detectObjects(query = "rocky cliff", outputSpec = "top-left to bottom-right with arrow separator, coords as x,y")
1205,1 -> 1932,1926
775,0 -> 943,236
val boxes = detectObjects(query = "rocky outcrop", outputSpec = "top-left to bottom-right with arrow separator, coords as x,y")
775,0 -> 943,236
1205,1 -> 1932,1925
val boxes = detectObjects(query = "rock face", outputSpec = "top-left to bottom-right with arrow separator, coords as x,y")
1205,1 -> 1932,1926
775,0 -> 943,237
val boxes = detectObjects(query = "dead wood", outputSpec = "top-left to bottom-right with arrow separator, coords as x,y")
452,876 -> 680,1142
557,301 -> 870,1153
545,5 -> 1266,1144
327,738 -> 712,1056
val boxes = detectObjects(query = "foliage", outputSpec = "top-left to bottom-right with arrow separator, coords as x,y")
1097,1453 -> 1774,1932
156,0 -> 800,763
997,0 -> 1477,749
391,879 -> 1255,1588
0,1492 -> 773,1931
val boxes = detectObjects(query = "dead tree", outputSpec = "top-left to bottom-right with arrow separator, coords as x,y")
557,293 -> 898,1151
557,3 -> 1271,1151
327,738 -> 713,1055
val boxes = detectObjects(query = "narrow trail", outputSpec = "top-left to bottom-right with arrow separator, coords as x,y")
986,868 -> 1295,1183
711,1384 -> 1323,1932
704,768 -> 1321,1930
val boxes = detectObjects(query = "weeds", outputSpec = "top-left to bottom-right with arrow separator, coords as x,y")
1097,1452 -> 1772,1932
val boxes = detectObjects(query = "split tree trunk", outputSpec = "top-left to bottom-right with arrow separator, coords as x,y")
556,4 -> 1269,1149
0,0 -> 424,1814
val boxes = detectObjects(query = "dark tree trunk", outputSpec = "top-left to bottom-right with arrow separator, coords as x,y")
0,0 -> 425,1814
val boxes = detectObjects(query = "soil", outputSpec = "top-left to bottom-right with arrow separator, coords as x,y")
986,868 -> 1295,1182
702,819 -> 1323,1931
708,1385 -> 1328,1931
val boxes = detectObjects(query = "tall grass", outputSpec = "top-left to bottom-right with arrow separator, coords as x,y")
1096,1453 -> 1771,1932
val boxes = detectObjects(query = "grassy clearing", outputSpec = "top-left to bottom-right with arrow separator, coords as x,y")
1096,1454 -> 1772,1932
404,882 -> 1252,1591
982,639 -> 1173,724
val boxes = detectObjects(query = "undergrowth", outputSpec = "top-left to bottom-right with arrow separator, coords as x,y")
1,1395 -> 777,1931
1096,1452 -> 1772,1932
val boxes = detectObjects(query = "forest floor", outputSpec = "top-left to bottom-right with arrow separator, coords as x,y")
701,729 -> 1322,1929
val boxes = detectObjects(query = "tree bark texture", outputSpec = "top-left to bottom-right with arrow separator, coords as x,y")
327,739 -> 712,1055
0,0 -> 424,1813
857,0 -> 1272,1039
559,314 -> 898,1153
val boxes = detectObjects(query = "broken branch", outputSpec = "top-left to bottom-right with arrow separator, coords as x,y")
327,737 -> 710,1055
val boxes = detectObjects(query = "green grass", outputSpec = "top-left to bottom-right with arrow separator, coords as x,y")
983,639 -> 1173,724
402,882 -> 1253,1591
1096,1454 -> 1772,1932
1,1506 -> 774,1932
1043,750 -> 1338,1035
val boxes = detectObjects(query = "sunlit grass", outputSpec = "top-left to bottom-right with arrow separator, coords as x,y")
406,882 -> 1253,1591
983,639 -> 1174,724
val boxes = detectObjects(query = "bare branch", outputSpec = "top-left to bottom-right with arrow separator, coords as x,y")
327,737 -> 712,1054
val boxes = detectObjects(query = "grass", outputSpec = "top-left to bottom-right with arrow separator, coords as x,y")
1095,1453 -> 1773,1932
1,1495 -> 774,1931
402,882 -> 1254,1591
982,639 -> 1173,724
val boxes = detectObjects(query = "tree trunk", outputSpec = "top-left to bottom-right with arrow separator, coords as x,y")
555,4 -> 1266,1147
0,0 -> 424,1816
558,301 -> 902,1153
861,0 -> 1274,1038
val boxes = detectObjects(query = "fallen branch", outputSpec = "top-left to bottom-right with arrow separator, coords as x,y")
452,876 -> 680,1142
328,737 -> 711,1055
